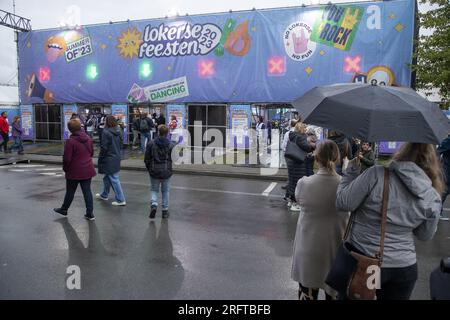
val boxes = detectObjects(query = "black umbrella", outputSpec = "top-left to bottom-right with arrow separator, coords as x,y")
292,83 -> 449,144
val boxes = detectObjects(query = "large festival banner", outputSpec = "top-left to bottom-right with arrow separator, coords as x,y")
17,0 -> 415,105
20,105 -> 34,140
229,105 -> 251,149
63,104 -> 78,139
111,104 -> 129,144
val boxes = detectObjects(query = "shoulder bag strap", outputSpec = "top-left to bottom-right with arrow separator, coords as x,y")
343,211 -> 356,241
376,167 -> 390,264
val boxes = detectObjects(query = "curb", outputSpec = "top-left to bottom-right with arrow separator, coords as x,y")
28,158 -> 288,182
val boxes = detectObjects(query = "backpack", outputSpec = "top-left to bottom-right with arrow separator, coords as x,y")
140,118 -> 149,131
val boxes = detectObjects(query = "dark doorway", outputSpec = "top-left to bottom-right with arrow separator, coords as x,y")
187,104 -> 226,148
34,104 -> 62,140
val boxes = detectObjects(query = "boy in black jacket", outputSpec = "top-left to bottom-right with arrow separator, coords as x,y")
144,124 -> 175,219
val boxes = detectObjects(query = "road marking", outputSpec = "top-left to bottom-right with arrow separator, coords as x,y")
39,172 -> 57,176
8,169 -> 30,172
172,185 -> 275,197
13,164 -> 45,168
113,180 -> 283,198
35,168 -> 62,171
262,182 -> 277,197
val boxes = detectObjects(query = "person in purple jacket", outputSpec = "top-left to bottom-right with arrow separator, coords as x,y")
54,119 -> 97,221
9,116 -> 24,155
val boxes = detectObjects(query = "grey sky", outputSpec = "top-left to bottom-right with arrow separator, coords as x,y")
0,0 -> 432,104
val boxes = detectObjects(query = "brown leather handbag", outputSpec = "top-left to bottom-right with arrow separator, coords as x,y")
326,167 -> 390,300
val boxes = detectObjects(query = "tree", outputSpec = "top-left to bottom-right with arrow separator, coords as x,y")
412,0 -> 450,108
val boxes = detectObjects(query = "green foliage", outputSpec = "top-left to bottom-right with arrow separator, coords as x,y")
412,0 -> 450,108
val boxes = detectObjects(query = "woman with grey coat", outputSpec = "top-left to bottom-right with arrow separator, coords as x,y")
292,140 -> 350,300
336,142 -> 443,300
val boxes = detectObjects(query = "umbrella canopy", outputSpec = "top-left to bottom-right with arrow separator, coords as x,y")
292,83 -> 449,144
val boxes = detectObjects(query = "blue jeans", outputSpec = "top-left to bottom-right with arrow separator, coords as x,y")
150,177 -> 171,210
141,132 -> 151,152
10,136 -> 23,152
101,173 -> 126,203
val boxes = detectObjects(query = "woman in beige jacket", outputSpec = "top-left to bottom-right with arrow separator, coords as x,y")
291,139 -> 350,300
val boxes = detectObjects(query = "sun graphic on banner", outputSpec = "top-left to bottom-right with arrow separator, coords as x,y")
116,27 -> 142,60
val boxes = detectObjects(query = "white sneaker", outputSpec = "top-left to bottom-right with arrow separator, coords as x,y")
112,201 -> 126,206
290,203 -> 302,212
95,193 -> 108,201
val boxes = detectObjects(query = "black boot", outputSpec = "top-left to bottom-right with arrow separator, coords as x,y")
149,205 -> 157,219
162,210 -> 169,219
53,208 -> 68,217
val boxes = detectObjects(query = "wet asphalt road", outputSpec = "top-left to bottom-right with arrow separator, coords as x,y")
0,163 -> 449,300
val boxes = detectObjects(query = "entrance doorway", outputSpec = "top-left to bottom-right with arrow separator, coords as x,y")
187,104 -> 226,148
251,103 -> 298,167
34,104 -> 62,140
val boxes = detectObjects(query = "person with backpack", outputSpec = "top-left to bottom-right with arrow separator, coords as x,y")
144,124 -> 176,219
139,113 -> 154,152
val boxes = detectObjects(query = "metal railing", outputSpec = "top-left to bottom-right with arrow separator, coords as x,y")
0,9 -> 31,32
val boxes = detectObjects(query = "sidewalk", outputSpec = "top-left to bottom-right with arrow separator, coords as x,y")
18,142 -> 288,181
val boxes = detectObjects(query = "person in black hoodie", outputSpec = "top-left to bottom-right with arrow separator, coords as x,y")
156,113 -> 166,127
145,124 -> 175,219
285,122 -> 315,212
96,115 -> 126,206
328,130 -> 353,175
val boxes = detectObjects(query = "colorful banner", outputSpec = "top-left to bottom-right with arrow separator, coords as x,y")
18,0 -> 415,104
310,4 -> 364,51
111,104 -> 129,144
166,104 -> 186,145
63,104 -> 78,139
20,105 -> 34,140
229,105 -> 251,149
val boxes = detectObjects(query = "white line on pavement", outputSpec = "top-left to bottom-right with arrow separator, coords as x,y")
13,164 -> 45,168
35,168 -> 62,171
8,169 -> 30,172
172,185 -> 275,197
39,172 -> 57,176
262,182 -> 277,197
111,179 -> 283,198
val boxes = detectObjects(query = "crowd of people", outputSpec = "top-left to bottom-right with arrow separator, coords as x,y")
53,116 -> 176,220
283,117 -> 447,300
1,108 -> 449,300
